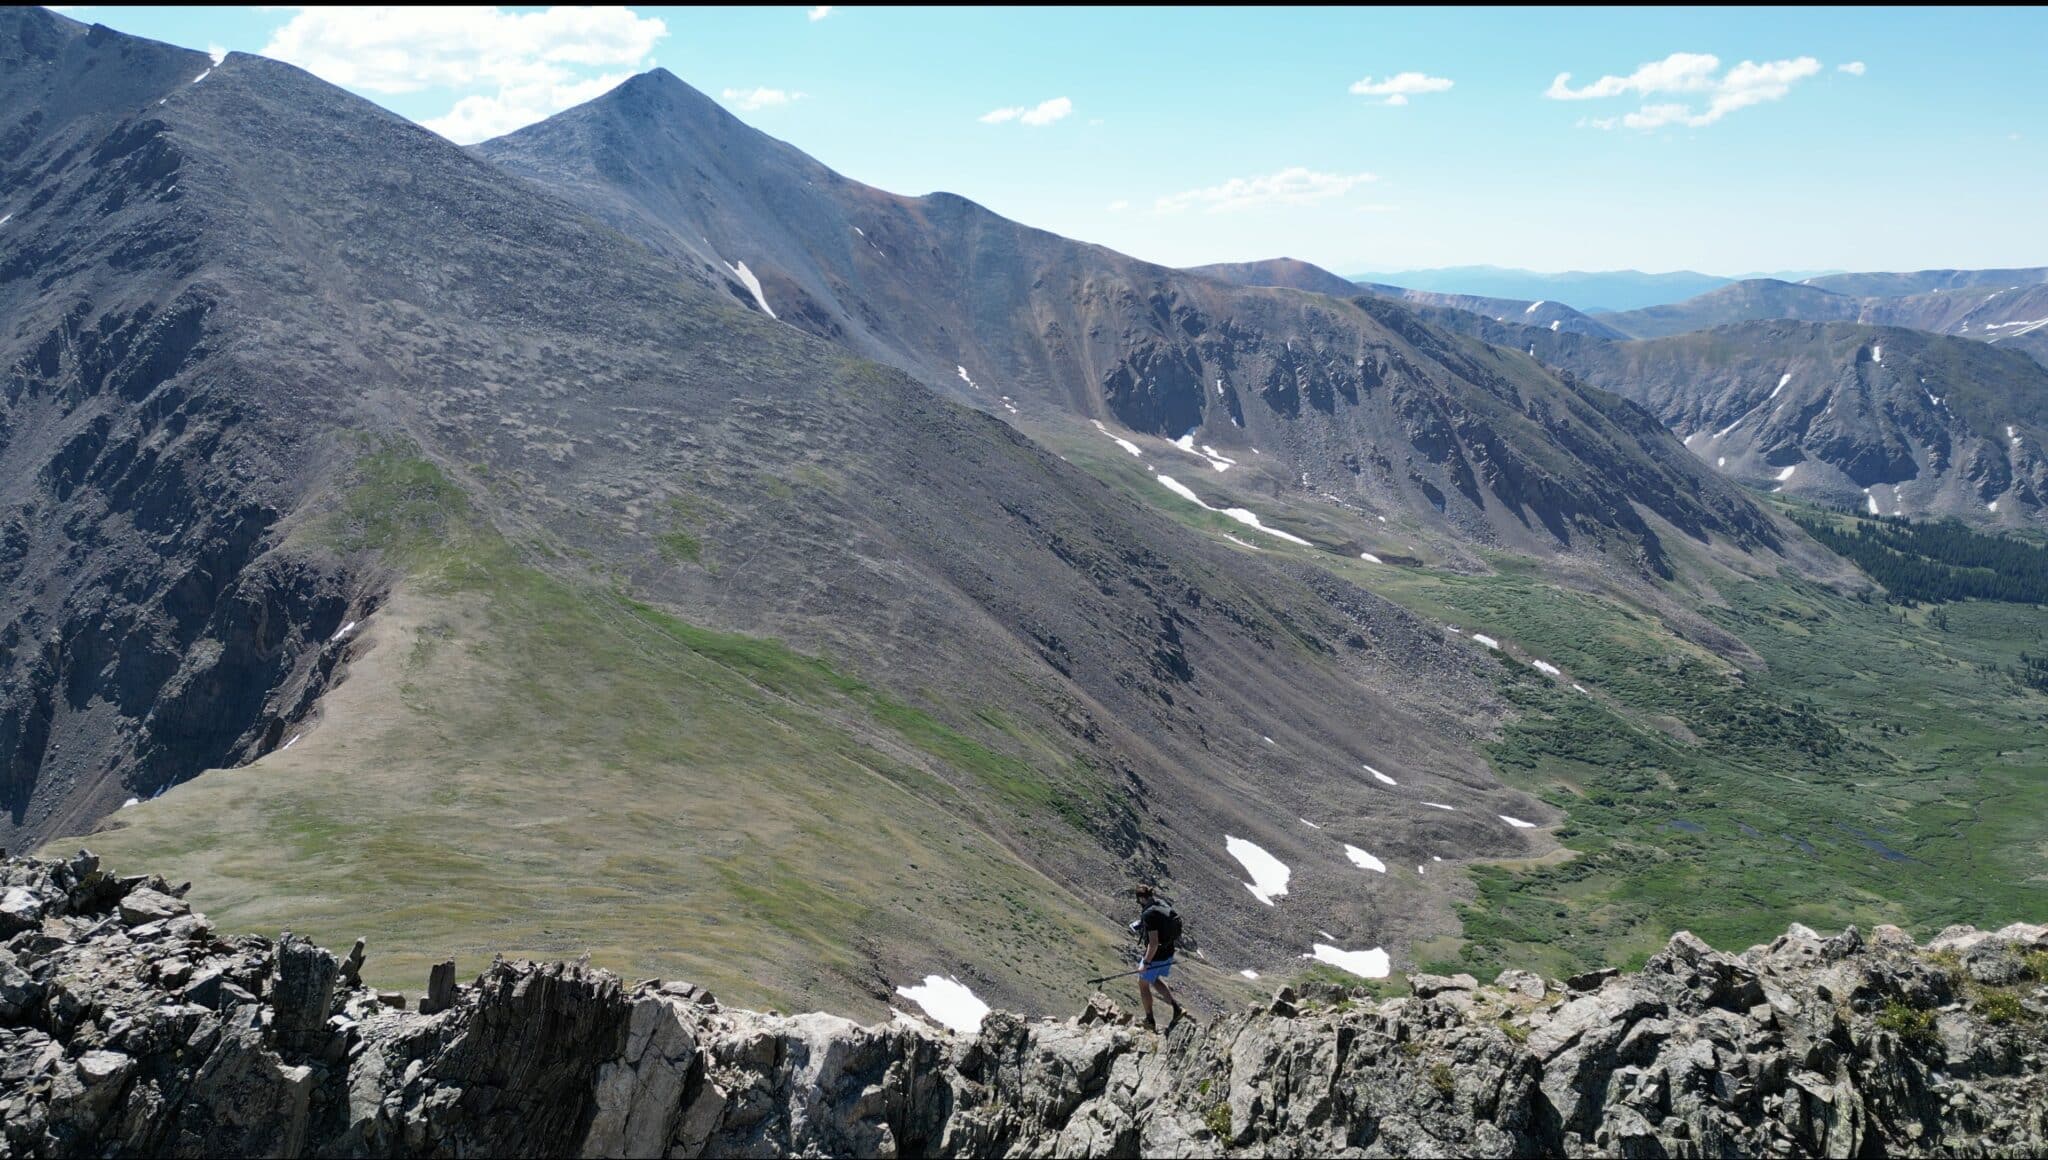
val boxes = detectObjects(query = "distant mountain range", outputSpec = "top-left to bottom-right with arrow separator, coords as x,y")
1595,278 -> 2048,369
1209,259 -> 2048,525
1382,305 -> 2048,525
1344,266 -> 1835,313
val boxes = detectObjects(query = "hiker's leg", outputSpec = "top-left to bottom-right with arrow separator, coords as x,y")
1137,976 -> 1155,1021
1153,978 -> 1179,1009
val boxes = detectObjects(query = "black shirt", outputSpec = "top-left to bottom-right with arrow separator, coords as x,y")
1139,901 -> 1177,961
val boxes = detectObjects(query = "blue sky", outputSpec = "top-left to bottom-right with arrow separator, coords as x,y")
65,5 -> 2048,275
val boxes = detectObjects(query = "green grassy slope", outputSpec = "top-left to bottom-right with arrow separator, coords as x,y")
1383,553 -> 2048,978
82,448 -> 1132,1016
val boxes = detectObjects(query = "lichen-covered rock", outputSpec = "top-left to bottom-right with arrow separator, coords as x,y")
2,853 -> 2046,1157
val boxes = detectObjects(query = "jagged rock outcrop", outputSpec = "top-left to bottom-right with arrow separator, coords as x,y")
3,853 -> 2046,1157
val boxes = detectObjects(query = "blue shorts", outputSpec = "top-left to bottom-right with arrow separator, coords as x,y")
1139,958 -> 1173,982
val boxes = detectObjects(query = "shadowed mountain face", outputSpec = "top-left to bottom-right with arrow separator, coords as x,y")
0,16 -> 374,841
476,71 -> 1783,575
1397,302 -> 2048,524
2,10 -> 1604,1017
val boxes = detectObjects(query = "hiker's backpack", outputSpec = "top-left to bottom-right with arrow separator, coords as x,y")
1145,900 -> 1184,948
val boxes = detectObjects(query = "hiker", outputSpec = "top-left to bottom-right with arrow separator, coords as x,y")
1130,884 -> 1185,1031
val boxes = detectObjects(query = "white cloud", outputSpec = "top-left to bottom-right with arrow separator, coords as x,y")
979,96 -> 1073,126
424,70 -> 632,143
1546,51 -> 1720,100
1106,199 -> 1130,212
1155,167 -> 1378,214
1548,51 -> 1822,130
1837,60 -> 1865,75
807,5 -> 833,19
722,86 -> 803,111
1348,72 -> 1453,106
207,43 -> 227,66
262,6 -> 667,143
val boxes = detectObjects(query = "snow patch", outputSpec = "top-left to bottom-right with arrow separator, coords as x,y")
121,797 -> 139,809
1572,683 -> 1589,694
1683,433 -> 1698,446
1299,818 -> 1321,829
1422,801 -> 1456,811
1500,815 -> 1536,828
1769,373 -> 1791,400
1989,501 -> 2000,512
1716,457 -> 1726,468
1872,344 -> 1882,364
280,734 -> 301,752
1240,969 -> 1260,979
1471,634 -> 1499,649
1262,735 -> 1275,745
1775,465 -> 1797,481
191,68 -> 212,84
1225,835 -> 1291,906
1223,507 -> 1311,546
1549,319 -> 1561,332
1359,552 -> 1383,564
723,261 -> 776,318
0,213 -> 10,227
1867,495 -> 1881,515
1156,475 -> 1215,509
894,976 -> 990,1034
1307,944 -> 1391,979
1531,660 -> 1561,676
1199,444 -> 1238,471
1363,764 -> 1397,786
330,620 -> 358,642
1344,845 -> 1387,873
1525,300 -> 1545,314
1220,533 -> 1260,550
956,366 -> 980,391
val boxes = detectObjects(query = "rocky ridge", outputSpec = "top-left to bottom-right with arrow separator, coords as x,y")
4,852 -> 2046,1157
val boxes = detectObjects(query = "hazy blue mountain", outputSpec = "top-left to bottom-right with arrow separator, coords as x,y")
1347,266 -> 1738,312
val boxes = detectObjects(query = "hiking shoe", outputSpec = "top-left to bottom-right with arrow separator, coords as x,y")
1167,1004 -> 1188,1030
1143,1014 -> 1158,1033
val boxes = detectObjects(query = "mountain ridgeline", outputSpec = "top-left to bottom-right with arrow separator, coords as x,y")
475,70 -> 1785,574
8,850 -> 2048,1159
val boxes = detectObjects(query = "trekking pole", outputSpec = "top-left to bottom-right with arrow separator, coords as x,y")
1085,956 -> 1187,986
